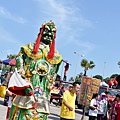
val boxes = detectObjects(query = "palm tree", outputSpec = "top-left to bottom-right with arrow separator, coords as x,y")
118,61 -> 120,68
81,59 -> 95,76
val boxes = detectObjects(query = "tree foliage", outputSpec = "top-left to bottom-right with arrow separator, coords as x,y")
7,54 -> 17,59
110,74 -> 119,78
93,75 -> 103,80
118,61 -> 120,67
75,72 -> 83,82
103,77 -> 110,83
81,59 -> 95,76
69,77 -> 74,82
69,73 -> 83,83
0,54 -> 16,71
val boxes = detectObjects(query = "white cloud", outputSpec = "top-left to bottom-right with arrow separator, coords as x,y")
34,0 -> 94,53
0,6 -> 27,24
74,39 -> 96,55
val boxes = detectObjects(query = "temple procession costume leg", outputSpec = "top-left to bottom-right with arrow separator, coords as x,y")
8,21 -> 62,120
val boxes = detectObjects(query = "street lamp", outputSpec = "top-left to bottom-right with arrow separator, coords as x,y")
102,62 -> 106,81
74,52 -> 84,81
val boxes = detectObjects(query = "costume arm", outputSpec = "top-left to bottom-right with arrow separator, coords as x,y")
16,53 -> 33,96
55,61 -> 62,73
16,53 -> 24,73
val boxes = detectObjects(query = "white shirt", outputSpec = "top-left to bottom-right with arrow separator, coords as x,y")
98,99 -> 107,115
89,98 -> 98,117
8,96 -> 13,107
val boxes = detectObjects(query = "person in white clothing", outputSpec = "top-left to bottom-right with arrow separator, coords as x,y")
89,93 -> 99,120
6,90 -> 15,120
97,92 -> 107,120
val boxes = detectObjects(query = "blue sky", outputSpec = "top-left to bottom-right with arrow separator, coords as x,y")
0,0 -> 120,80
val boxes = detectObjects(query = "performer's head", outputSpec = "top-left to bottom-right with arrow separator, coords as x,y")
40,20 -> 56,45
33,21 -> 56,59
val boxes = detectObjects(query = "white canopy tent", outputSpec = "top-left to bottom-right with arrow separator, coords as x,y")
100,81 -> 109,87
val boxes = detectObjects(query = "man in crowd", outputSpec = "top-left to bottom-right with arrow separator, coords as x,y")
60,82 -> 80,120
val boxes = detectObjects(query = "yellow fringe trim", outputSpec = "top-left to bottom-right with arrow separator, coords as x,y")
43,47 -> 62,64
22,45 -> 43,60
21,43 -> 62,64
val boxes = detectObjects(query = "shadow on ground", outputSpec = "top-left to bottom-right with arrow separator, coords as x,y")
75,109 -> 83,115
0,99 -> 4,105
48,116 -> 59,120
48,113 -> 60,120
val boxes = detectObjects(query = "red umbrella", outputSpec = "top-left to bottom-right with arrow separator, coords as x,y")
2,59 -> 16,66
9,59 -> 16,66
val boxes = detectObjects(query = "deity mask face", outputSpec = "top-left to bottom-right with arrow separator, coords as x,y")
41,21 -> 56,45
33,21 -> 56,58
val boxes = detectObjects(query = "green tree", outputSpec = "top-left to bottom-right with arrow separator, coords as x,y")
104,77 -> 110,83
118,61 -> 120,67
93,75 -> 103,80
110,74 -> 119,78
81,59 -> 95,76
7,54 -> 17,59
69,77 -> 74,82
75,72 -> 83,82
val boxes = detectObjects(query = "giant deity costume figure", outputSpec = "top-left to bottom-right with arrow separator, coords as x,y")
8,21 -> 62,120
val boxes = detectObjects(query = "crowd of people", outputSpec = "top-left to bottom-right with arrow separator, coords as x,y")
89,92 -> 120,120
0,71 -> 80,120
1,71 -> 120,120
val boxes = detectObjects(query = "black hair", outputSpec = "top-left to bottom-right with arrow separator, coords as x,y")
72,82 -> 80,87
105,91 -> 109,95
116,94 -> 120,98
54,83 -> 59,87
92,93 -> 98,99
61,86 -> 64,89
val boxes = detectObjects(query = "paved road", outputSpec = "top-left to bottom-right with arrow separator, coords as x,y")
0,98 -> 88,120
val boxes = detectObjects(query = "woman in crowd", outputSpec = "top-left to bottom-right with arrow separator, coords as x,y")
109,94 -> 120,120
109,96 -> 117,120
97,92 -> 108,120
115,94 -> 120,120
89,93 -> 99,120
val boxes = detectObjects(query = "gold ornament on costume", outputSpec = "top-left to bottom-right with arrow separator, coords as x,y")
35,59 -> 50,76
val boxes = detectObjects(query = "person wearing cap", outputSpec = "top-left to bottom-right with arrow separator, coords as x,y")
97,92 -> 107,120
89,93 -> 99,120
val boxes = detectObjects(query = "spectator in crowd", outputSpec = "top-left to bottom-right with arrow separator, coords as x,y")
109,96 -> 117,120
60,82 -> 80,120
58,86 -> 64,106
104,91 -> 111,120
97,92 -> 107,120
6,90 -> 15,120
0,71 -> 2,85
115,94 -> 120,120
50,83 -> 60,104
1,72 -> 8,86
89,93 -> 99,120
